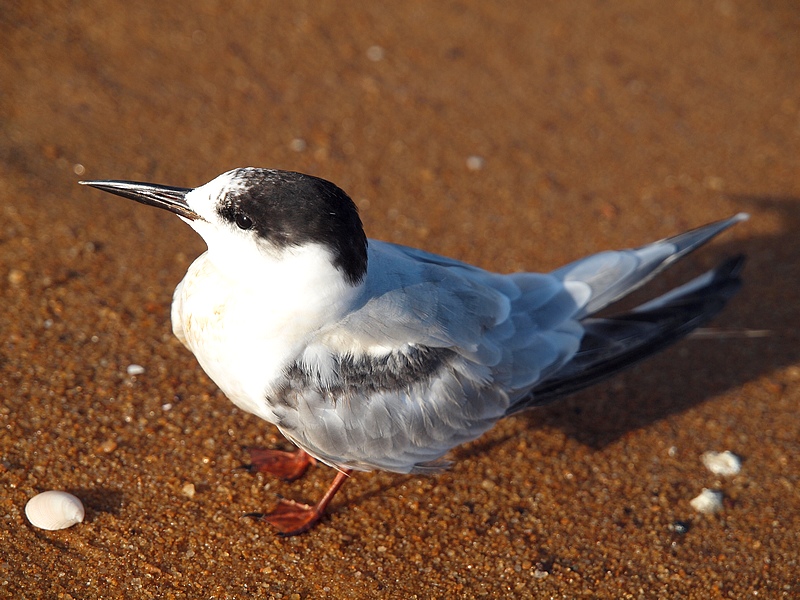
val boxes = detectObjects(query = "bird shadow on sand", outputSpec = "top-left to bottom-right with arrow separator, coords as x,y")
458,194 -> 799,454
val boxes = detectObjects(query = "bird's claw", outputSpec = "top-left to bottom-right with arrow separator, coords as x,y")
243,447 -> 314,481
252,498 -> 324,536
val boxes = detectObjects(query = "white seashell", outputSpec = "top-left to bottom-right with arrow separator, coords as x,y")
689,488 -> 724,514
25,490 -> 85,530
701,450 -> 742,476
126,364 -> 145,376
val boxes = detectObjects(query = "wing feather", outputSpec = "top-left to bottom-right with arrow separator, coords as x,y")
277,241 -> 583,472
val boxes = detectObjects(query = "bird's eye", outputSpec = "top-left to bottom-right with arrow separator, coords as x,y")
235,213 -> 253,230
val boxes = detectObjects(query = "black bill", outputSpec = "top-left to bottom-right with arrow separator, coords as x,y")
79,180 -> 201,221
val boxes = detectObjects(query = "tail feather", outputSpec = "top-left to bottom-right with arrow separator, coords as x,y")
508,254 -> 745,413
555,213 -> 748,319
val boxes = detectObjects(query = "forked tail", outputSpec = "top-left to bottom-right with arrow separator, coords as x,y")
508,214 -> 747,413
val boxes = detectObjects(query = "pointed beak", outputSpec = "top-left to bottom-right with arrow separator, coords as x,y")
79,179 -> 202,221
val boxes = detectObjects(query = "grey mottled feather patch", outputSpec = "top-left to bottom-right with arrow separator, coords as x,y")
278,345 -> 457,403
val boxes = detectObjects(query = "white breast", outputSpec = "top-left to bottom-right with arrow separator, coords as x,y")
171,245 -> 364,422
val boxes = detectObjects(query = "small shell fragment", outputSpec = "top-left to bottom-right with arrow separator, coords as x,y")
126,364 -> 145,376
25,490 -> 85,530
701,450 -> 742,476
690,488 -> 724,514
181,482 -> 196,498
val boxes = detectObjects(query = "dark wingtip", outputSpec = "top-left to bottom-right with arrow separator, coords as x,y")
512,253 -> 747,412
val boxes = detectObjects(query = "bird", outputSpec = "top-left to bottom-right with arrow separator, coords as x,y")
80,168 -> 747,535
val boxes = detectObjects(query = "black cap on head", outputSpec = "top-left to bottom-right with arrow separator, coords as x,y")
216,169 -> 368,285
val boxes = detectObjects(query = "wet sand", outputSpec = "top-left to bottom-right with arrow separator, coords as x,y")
2,2 -> 799,597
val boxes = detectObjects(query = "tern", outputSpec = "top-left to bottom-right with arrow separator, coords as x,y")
81,168 -> 747,535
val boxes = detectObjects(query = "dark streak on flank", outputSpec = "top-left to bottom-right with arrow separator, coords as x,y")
278,345 -> 457,404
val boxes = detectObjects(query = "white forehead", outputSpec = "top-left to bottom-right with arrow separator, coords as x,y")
183,168 -> 256,223
190,168 -> 251,204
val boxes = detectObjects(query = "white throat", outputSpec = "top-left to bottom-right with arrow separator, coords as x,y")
172,240 -> 364,420
208,238 -> 363,336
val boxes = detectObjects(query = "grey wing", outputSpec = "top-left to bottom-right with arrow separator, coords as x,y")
274,214 -> 747,472
345,241 -> 586,392
279,358 -> 514,473
274,241 -> 584,473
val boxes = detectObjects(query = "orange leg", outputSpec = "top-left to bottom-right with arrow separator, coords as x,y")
245,447 -> 315,481
251,469 -> 352,536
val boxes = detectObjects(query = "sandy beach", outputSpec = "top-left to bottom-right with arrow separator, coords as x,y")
2,2 -> 799,597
